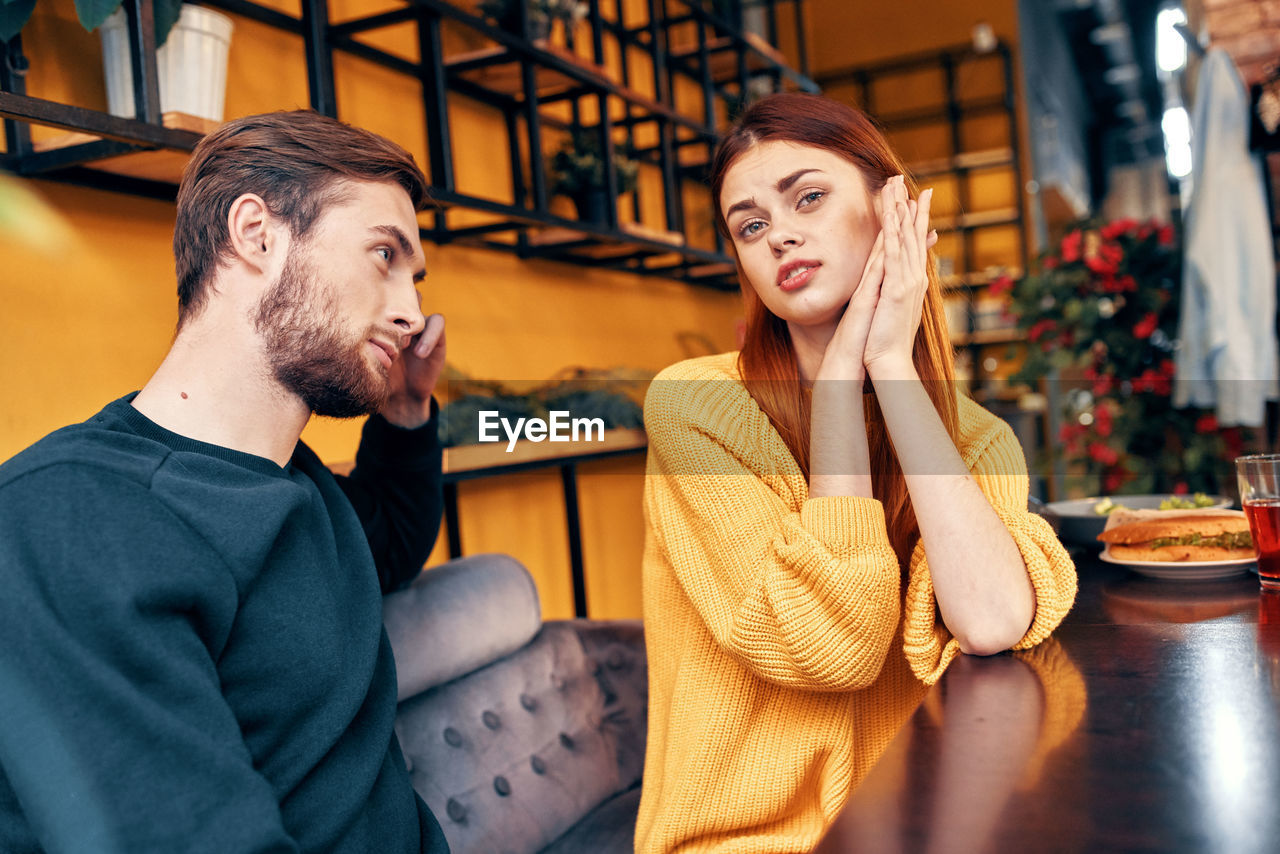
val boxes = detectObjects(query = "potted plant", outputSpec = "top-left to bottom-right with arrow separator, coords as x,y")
478,0 -> 588,42
548,127 -> 639,224
1,1 -> 233,125
0,0 -> 184,47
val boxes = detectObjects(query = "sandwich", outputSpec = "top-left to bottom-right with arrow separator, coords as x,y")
1097,509 -> 1255,562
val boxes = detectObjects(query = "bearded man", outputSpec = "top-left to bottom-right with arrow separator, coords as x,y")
0,111 -> 451,853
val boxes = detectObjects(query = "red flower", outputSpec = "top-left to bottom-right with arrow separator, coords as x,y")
1130,368 -> 1171,396
1101,218 -> 1139,241
1089,442 -> 1119,465
1104,471 -> 1127,493
1085,241 -> 1123,275
1223,427 -> 1245,458
1157,225 -> 1175,246
1042,256 -> 1060,270
1114,274 -> 1137,293
1195,413 -> 1219,434
1094,405 -> 1114,437
1059,422 -> 1088,455
1060,230 -> 1082,263
1160,358 -> 1176,378
1092,373 -> 1115,396
1133,312 -> 1158,339
1173,481 -> 1189,495
988,274 -> 1014,297
1028,319 -> 1056,342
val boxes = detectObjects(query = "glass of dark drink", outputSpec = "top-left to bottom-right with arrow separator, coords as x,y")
1237,454 -> 1280,588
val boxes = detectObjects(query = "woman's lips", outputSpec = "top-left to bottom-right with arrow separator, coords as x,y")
777,262 -> 820,291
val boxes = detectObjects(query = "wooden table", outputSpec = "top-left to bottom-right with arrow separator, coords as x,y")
814,554 -> 1280,854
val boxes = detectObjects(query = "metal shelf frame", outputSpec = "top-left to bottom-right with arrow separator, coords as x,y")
0,0 -> 817,291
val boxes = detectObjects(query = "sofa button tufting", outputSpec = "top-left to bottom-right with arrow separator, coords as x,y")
494,776 -> 511,796
443,727 -> 463,747
519,693 -> 537,712
559,732 -> 574,750
482,710 -> 501,730
530,755 -> 546,775
446,798 -> 467,823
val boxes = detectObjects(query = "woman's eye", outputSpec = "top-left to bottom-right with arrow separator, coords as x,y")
798,190 -> 825,208
738,220 -> 766,238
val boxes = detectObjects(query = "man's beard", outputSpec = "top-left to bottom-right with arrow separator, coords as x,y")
255,253 -> 390,418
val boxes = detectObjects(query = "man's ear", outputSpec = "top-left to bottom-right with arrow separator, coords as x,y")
226,193 -> 284,274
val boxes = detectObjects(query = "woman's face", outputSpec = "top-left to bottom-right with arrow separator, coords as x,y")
720,140 -> 881,334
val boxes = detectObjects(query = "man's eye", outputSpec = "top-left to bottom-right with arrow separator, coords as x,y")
798,190 -> 824,208
376,247 -> 392,262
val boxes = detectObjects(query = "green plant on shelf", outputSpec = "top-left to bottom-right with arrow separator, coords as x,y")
1,0 -> 183,45
996,217 -> 1238,497
436,365 -> 649,448
548,127 -> 640,223
477,0 -> 587,39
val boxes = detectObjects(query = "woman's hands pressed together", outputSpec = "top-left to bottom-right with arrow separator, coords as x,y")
863,175 -> 933,378
817,174 -> 935,384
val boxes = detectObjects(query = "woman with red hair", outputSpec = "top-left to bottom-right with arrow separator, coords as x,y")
636,93 -> 1077,853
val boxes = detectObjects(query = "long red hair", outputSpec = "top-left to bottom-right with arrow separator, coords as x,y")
710,93 -> 960,567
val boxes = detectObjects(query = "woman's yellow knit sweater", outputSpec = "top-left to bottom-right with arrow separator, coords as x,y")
635,353 -> 1078,854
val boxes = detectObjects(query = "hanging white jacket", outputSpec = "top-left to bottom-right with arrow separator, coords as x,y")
1174,48 -> 1278,427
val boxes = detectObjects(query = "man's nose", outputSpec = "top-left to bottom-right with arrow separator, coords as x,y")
389,280 -> 426,339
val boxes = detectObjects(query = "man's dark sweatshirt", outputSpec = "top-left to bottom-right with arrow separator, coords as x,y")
0,395 -> 450,853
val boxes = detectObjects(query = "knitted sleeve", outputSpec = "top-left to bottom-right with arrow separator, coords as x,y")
902,403 -> 1078,684
644,362 -> 903,692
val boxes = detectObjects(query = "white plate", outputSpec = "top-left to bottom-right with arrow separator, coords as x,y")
1099,551 -> 1256,581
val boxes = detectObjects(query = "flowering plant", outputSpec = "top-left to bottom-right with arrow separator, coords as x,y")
996,218 -> 1238,496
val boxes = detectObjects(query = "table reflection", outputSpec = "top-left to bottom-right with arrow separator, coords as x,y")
814,558 -> 1280,853
815,640 -> 1085,854
1100,575 -> 1260,624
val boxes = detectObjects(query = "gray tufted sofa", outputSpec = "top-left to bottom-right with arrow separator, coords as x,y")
383,554 -> 648,854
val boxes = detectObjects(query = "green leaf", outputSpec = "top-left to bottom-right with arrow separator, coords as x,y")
0,0 -> 36,42
154,0 -> 182,45
75,0 -> 124,32
1049,349 -> 1074,370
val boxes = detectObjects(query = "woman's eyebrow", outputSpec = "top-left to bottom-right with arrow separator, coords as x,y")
775,168 -> 821,193
724,197 -> 759,219
724,168 -> 825,219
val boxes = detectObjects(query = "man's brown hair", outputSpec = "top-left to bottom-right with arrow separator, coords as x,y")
173,110 -> 429,325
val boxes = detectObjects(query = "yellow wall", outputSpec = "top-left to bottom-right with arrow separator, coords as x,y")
2,0 -> 1030,618
808,1 -> 1018,71
1,0 -> 742,620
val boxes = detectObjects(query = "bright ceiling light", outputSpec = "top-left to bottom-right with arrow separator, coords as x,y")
1163,106 -> 1193,177
1156,6 -> 1189,74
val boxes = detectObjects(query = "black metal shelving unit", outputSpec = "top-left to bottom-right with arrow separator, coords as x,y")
0,0 -> 816,291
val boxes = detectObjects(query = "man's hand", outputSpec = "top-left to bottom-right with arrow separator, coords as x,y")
380,313 -> 446,429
